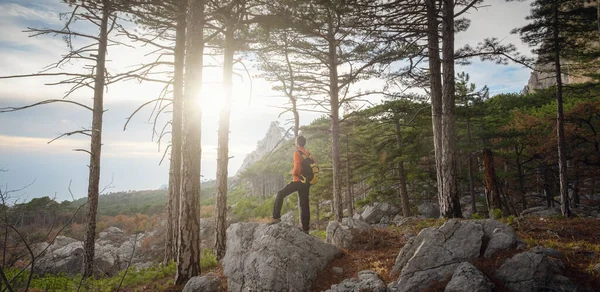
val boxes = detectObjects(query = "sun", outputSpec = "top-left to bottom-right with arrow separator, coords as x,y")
196,67 -> 247,117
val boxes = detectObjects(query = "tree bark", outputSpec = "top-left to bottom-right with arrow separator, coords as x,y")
467,116 -> 477,215
440,0 -> 461,218
165,0 -> 186,265
394,117 -> 410,217
82,2 -> 109,278
553,1 -> 571,217
215,24 -> 234,261
346,137 -> 354,217
515,145 -> 527,211
327,14 -> 343,222
483,149 -> 502,216
425,0 -> 444,216
176,0 -> 204,284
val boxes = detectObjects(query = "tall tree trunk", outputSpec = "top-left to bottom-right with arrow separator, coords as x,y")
215,25 -> 234,261
346,137 -> 354,217
553,2 -> 571,217
440,0 -> 461,218
82,2 -> 109,278
176,0 -> 204,284
328,17 -> 343,222
165,0 -> 186,265
467,116 -> 477,215
394,118 -> 410,217
483,149 -> 502,216
425,0 -> 444,216
515,145 -> 527,211
543,166 -> 554,208
573,172 -> 580,206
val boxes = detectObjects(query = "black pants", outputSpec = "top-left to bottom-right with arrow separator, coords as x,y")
273,181 -> 310,231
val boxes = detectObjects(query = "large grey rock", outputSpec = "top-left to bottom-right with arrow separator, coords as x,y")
417,202 -> 440,218
529,246 -> 563,258
361,202 -> 399,224
98,226 -> 124,239
35,241 -> 84,275
182,273 -> 222,292
281,211 -> 296,226
481,219 -> 526,258
341,217 -> 371,230
445,262 -> 494,292
326,221 -> 354,249
388,220 -> 484,292
327,270 -> 386,292
521,206 -> 561,217
389,219 -> 523,292
222,222 -> 340,292
496,251 -> 564,292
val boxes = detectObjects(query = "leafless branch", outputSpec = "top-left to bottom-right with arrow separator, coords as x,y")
48,129 -> 92,144
0,100 -> 93,113
123,98 -> 173,131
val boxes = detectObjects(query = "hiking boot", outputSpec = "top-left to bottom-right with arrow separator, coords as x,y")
298,227 -> 309,234
267,218 -> 281,225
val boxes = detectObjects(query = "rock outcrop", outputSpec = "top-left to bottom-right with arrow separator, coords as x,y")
326,218 -> 370,249
388,219 -> 524,292
326,270 -> 386,292
182,273 -> 222,292
235,121 -> 288,177
33,228 -> 159,276
444,262 -> 494,292
496,248 -> 575,292
222,222 -> 340,291
361,202 -> 399,224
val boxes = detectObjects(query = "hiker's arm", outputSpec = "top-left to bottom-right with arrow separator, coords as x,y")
292,151 -> 302,177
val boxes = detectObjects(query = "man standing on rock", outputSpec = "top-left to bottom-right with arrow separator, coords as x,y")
268,135 -> 315,233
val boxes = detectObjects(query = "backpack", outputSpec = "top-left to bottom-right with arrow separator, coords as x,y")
298,150 -> 319,185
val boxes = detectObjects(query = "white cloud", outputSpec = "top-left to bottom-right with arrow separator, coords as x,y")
0,134 -> 88,153
0,2 -> 61,24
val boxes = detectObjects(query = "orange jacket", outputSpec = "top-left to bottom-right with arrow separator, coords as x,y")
292,147 -> 311,182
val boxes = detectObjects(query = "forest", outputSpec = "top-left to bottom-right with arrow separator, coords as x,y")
0,0 -> 599,290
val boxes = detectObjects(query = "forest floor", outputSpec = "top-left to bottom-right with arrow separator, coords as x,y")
154,217 -> 600,292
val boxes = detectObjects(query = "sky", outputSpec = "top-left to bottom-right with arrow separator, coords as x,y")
0,0 -> 534,202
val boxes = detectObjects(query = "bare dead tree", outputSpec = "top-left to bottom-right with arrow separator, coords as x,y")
0,0 -> 133,278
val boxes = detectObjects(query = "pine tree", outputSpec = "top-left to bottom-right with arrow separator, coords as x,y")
513,0 -> 598,217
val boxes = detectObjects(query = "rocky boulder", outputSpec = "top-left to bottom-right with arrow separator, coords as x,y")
222,222 -> 340,292
34,228 -> 157,276
361,202 -> 399,224
496,248 -> 575,292
326,270 -> 386,292
35,241 -> 84,275
388,219 -> 524,292
417,202 -> 440,218
182,273 -> 222,292
281,211 -> 296,226
444,262 -> 494,292
520,206 -> 561,218
326,218 -> 371,249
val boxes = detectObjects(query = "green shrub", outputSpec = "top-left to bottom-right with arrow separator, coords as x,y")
310,229 -> 327,240
471,213 -> 483,219
491,208 -> 503,219
2,262 -> 178,292
201,249 -> 218,269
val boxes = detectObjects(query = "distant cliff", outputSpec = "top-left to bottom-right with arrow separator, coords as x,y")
523,62 -> 594,94
235,121 -> 289,178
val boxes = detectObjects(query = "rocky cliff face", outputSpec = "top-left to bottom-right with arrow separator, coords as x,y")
523,62 -> 593,94
234,121 -> 288,178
